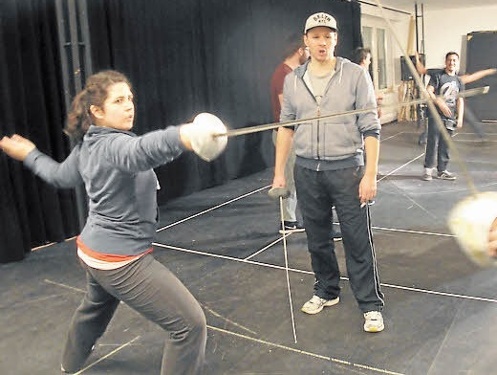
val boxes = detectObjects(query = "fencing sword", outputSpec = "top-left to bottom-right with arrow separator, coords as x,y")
214,86 -> 488,139
268,186 -> 299,343
238,183 -> 296,343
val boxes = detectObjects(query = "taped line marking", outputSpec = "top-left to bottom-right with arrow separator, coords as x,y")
71,336 -> 141,374
157,185 -> 271,233
244,233 -> 291,261
155,244 -> 497,304
201,304 -> 258,336
44,279 -> 85,293
207,325 -> 405,375
153,242 -> 312,275
378,153 -> 425,182
371,226 -> 454,237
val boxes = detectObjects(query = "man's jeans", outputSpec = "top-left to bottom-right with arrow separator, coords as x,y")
424,117 -> 454,172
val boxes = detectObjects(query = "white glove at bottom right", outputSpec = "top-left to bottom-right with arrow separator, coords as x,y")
447,191 -> 497,267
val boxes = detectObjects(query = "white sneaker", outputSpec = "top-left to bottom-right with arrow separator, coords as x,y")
437,170 -> 457,180
363,311 -> 384,332
301,295 -> 339,315
422,167 -> 433,181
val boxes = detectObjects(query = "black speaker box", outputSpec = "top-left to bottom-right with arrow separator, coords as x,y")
400,54 -> 425,81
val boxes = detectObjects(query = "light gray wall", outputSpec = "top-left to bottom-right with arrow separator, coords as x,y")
422,4 -> 497,72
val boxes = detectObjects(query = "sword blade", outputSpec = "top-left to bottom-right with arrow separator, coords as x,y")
215,86 -> 489,138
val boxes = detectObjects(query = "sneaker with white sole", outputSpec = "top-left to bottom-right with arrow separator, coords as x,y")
301,295 -> 339,315
437,170 -> 457,180
363,311 -> 384,332
279,221 -> 305,234
422,167 -> 433,181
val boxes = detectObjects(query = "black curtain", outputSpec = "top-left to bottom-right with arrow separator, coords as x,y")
0,0 -> 361,263
1,0 -> 80,262
465,31 -> 497,121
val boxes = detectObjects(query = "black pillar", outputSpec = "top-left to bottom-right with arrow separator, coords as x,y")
55,0 -> 93,230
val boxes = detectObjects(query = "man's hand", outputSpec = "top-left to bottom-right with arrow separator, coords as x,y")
435,98 -> 453,118
359,173 -> 377,205
268,186 -> 290,200
271,174 -> 286,191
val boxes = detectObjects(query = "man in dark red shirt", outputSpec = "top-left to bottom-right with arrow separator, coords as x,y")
270,33 -> 309,234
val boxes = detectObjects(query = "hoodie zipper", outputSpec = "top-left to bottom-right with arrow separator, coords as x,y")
299,75 -> 322,160
316,105 -> 321,162
314,60 -> 342,163
298,58 -> 342,162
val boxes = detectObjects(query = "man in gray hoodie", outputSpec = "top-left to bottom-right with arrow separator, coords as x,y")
272,12 -> 385,332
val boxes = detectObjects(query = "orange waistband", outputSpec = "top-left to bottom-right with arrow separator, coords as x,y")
76,236 -> 153,262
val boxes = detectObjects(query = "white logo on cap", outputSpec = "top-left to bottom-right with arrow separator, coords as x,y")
313,13 -> 331,23
304,12 -> 337,33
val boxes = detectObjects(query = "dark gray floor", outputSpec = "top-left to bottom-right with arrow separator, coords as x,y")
1,121 -> 497,375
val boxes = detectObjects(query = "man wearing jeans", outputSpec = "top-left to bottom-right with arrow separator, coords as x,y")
422,52 -> 464,181
272,12 -> 385,332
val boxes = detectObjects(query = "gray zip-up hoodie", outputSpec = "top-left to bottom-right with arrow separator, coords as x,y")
24,125 -> 185,256
281,57 -> 380,167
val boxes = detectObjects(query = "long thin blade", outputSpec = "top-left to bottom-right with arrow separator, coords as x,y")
217,86 -> 489,138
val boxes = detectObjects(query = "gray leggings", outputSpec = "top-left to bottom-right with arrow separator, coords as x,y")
62,254 -> 206,375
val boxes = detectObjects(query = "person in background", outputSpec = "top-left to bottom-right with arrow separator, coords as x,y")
352,47 -> 384,119
352,46 -> 384,206
421,52 -> 464,181
0,70 -> 227,375
415,52 -> 497,144
270,33 -> 309,234
272,12 -> 385,332
415,51 -> 497,84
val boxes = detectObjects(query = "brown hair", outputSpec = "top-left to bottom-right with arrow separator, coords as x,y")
352,47 -> 371,65
445,51 -> 459,60
65,70 -> 132,141
282,33 -> 306,60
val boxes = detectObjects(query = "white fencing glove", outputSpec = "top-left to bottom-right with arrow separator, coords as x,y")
180,113 -> 228,162
447,192 -> 497,267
